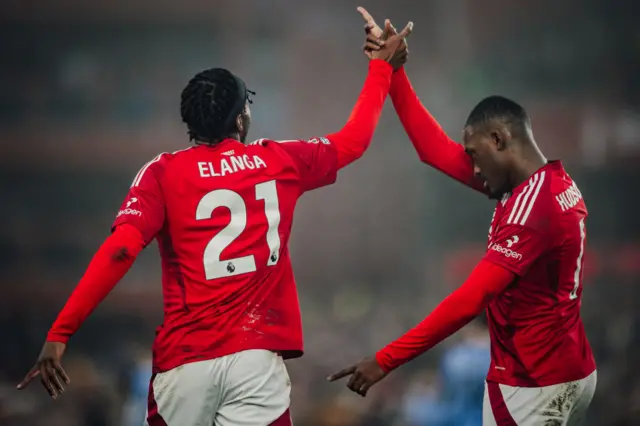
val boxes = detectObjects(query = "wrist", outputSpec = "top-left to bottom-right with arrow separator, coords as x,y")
375,349 -> 394,373
393,66 -> 407,77
46,331 -> 70,344
369,59 -> 394,74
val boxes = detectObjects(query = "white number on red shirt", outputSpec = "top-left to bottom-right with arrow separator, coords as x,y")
569,218 -> 586,300
196,180 -> 281,280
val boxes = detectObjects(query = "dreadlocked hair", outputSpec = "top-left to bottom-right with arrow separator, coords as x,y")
180,68 -> 253,144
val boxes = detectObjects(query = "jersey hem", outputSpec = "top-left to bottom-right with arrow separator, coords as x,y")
486,364 -> 597,388
152,343 -> 304,374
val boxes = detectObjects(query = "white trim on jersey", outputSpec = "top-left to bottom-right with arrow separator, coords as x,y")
507,176 -> 535,224
172,146 -> 193,155
518,171 -> 546,225
507,171 -> 546,226
131,153 -> 164,188
130,147 -> 192,188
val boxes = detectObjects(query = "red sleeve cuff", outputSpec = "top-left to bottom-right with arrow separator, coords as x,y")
46,331 -> 71,344
375,351 -> 394,373
369,59 -> 394,75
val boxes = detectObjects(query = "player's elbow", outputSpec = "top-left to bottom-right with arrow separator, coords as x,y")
336,142 -> 370,169
104,225 -> 145,262
456,291 -> 493,320
111,246 -> 137,263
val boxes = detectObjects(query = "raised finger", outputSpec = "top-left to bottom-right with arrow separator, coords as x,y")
16,366 -> 39,389
327,365 -> 356,382
381,19 -> 393,39
398,21 -> 414,38
356,6 -> 377,27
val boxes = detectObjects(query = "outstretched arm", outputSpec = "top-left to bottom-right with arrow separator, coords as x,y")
329,260 -> 514,396
18,224 -> 145,398
376,260 -> 513,372
390,68 -> 486,193
19,158 -> 165,398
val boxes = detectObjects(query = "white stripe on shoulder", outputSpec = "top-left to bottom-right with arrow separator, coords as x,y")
510,173 -> 539,224
172,146 -> 193,155
131,153 -> 165,187
507,175 -> 535,224
518,171 -> 546,225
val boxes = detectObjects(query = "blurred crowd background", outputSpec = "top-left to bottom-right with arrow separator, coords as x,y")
1,0 -> 639,425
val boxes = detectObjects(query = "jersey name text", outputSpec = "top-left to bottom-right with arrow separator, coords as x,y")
198,155 -> 268,178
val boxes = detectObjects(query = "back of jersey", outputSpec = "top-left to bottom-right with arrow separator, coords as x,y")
113,137 -> 339,373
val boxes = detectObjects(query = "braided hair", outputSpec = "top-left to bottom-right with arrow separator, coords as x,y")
180,68 -> 254,144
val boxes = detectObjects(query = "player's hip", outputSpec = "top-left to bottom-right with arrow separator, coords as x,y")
145,349 -> 292,426
486,342 -> 596,387
483,370 -> 597,426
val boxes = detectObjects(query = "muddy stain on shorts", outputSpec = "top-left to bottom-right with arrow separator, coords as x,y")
541,382 -> 579,425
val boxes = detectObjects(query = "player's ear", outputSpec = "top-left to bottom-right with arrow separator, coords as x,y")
235,113 -> 244,134
491,127 -> 510,151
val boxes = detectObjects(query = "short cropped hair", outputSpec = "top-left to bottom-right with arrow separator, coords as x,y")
466,95 -> 530,129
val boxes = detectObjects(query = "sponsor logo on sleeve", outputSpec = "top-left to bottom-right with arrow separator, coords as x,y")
118,197 -> 142,218
490,235 -> 522,260
306,137 -> 331,145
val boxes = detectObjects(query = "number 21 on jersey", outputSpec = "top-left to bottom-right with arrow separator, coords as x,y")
196,180 -> 281,280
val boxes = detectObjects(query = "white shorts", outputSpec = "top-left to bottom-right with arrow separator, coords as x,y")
145,349 -> 292,426
483,371 -> 597,426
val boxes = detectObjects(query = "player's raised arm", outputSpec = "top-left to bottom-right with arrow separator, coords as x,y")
328,259 -> 515,396
357,8 -> 485,194
272,21 -> 412,193
390,70 -> 487,192
327,20 -> 412,170
18,157 -> 166,398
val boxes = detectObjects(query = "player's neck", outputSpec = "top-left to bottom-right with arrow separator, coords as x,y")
510,143 -> 547,190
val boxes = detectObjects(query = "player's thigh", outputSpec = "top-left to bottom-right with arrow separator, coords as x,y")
144,360 -> 223,426
483,372 -> 597,426
215,349 -> 291,426
565,371 -> 597,426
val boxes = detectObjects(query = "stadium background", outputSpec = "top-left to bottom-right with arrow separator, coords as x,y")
1,0 -> 639,424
